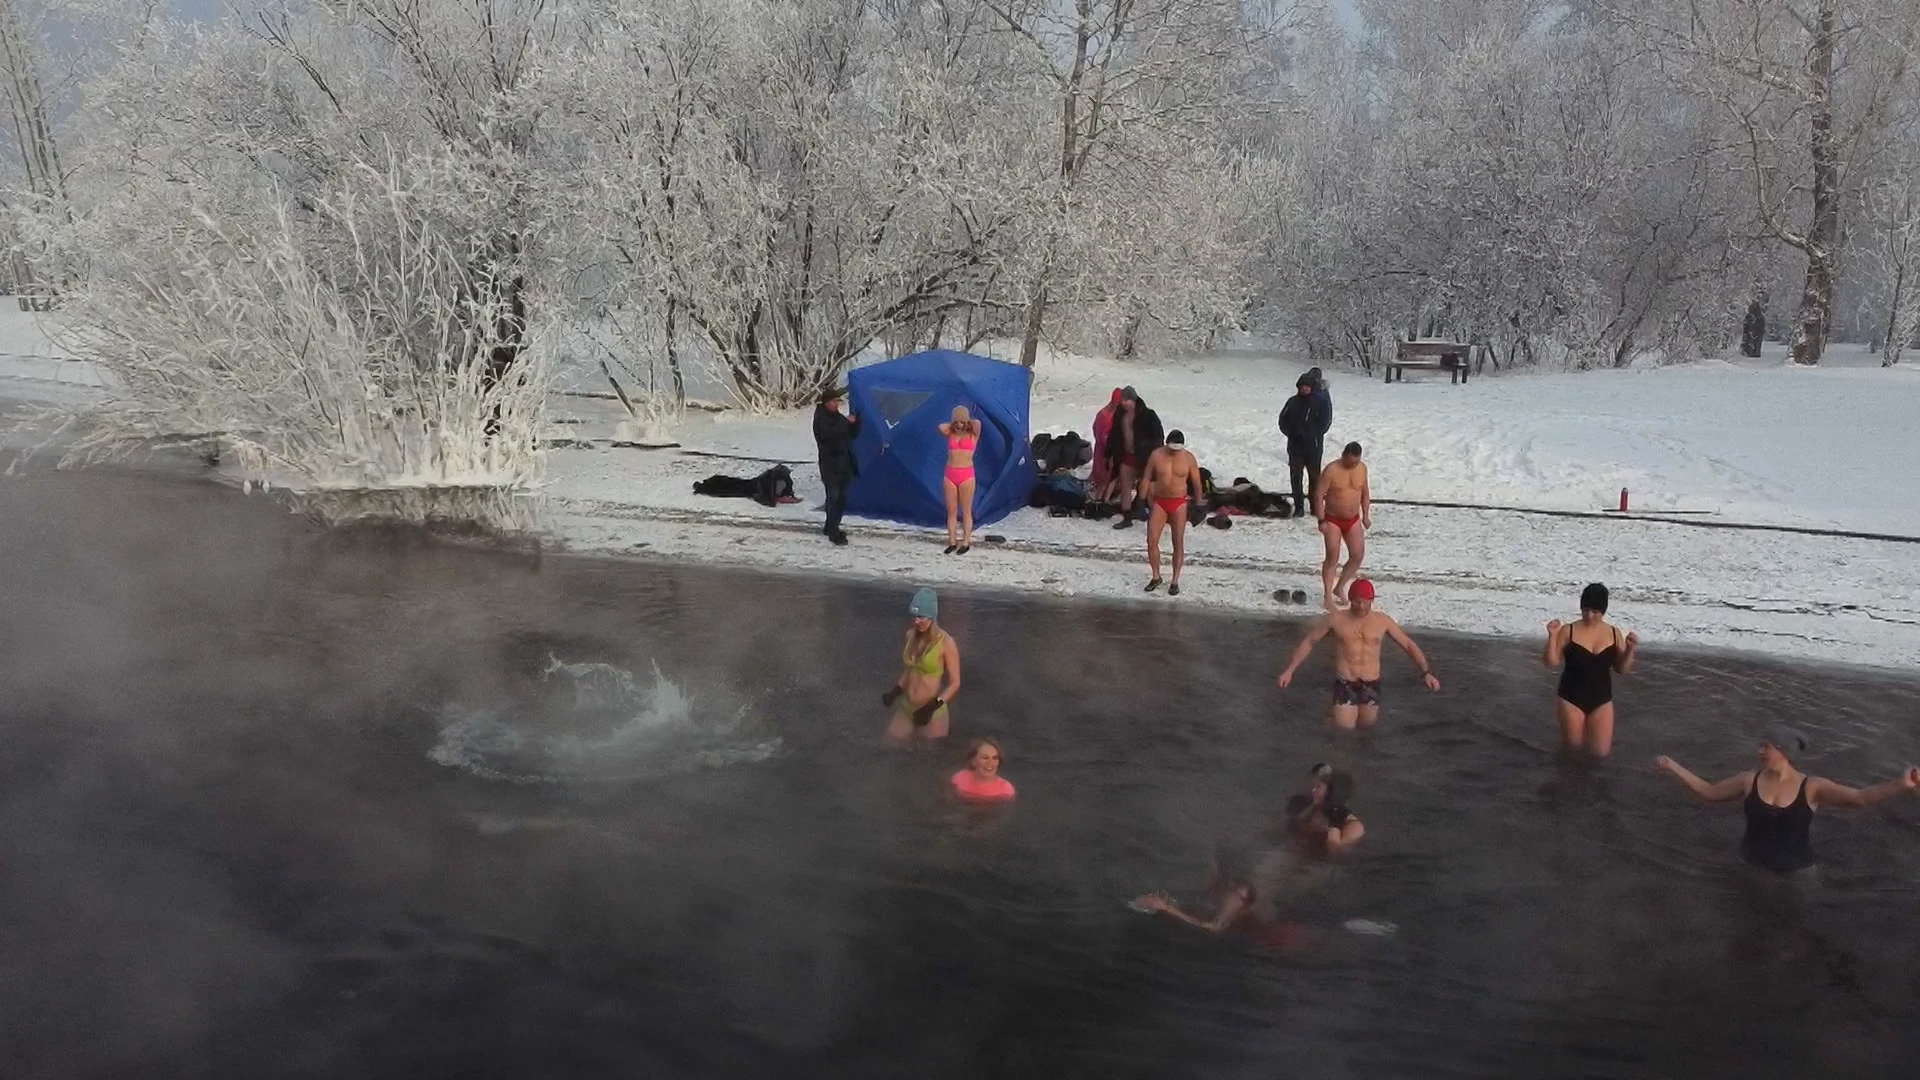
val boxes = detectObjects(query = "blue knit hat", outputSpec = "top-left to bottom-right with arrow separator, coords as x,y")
908,588 -> 938,619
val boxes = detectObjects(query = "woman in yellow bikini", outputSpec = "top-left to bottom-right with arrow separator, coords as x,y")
881,588 -> 962,743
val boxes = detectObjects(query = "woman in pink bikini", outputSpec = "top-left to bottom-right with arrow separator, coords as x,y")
939,406 -> 980,554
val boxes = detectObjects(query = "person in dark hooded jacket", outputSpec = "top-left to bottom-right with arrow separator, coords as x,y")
1105,386 -> 1165,528
813,386 -> 860,545
1277,368 -> 1333,518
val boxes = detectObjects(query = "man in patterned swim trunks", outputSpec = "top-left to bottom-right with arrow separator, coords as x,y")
1275,579 -> 1440,729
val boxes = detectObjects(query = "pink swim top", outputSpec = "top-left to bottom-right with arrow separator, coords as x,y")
951,769 -> 1015,803
947,433 -> 977,452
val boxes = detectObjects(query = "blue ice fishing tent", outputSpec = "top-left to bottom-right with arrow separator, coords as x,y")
846,350 -> 1034,528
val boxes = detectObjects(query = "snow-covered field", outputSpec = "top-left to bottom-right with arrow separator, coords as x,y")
543,340 -> 1920,670
3,304 -> 1916,671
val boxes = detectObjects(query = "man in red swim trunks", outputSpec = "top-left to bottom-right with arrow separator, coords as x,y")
1137,429 -> 1204,596
1313,441 -> 1370,608
1276,578 -> 1440,729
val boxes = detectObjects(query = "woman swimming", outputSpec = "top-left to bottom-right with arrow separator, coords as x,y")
1654,728 -> 1920,872
1132,846 -> 1263,934
1283,763 -> 1365,855
938,406 -> 980,554
881,588 -> 961,743
951,737 -> 1015,802
1542,583 -> 1638,758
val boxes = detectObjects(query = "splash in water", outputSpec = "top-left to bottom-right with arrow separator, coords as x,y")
430,658 -> 782,783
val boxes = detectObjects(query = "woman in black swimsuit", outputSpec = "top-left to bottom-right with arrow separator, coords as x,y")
1541,583 -> 1638,758
1654,727 -> 1920,872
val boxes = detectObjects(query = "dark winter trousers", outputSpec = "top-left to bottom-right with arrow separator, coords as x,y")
821,467 -> 851,536
1288,447 -> 1322,513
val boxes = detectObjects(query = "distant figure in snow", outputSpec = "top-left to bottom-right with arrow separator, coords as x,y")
938,406 -> 981,554
1276,578 -> 1439,730
883,588 -> 961,743
1542,582 -> 1638,758
1089,387 -> 1122,496
1278,368 -> 1332,518
951,737 -> 1016,802
1655,728 -> 1919,872
1313,441 -> 1370,608
1106,387 -> 1165,528
812,386 -> 860,546
1137,430 -> 1205,596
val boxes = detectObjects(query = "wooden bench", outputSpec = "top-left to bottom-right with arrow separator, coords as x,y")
1386,340 -> 1472,384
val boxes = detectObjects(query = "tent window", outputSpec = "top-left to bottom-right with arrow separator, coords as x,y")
869,387 -> 932,425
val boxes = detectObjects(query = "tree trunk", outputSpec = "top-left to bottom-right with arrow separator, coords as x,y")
664,295 -> 685,407
1116,306 -> 1143,359
1018,282 -> 1047,368
1790,0 -> 1841,367
0,0 -> 69,306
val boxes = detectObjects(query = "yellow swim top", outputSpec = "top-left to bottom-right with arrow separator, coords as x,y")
903,631 -> 945,676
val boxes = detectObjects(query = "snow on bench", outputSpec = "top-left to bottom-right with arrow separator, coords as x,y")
1387,340 -> 1472,385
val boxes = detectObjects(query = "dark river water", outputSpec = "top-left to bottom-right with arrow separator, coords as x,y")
3,467 -> 1918,1079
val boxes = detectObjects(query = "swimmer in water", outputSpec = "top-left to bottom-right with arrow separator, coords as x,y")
1283,763 -> 1365,855
1275,578 -> 1440,729
1132,845 -> 1263,934
951,737 -> 1016,802
1542,582 -> 1639,758
881,588 -> 961,743
1654,727 -> 1920,872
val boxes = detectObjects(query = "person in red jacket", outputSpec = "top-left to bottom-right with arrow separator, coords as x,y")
1089,387 -> 1122,495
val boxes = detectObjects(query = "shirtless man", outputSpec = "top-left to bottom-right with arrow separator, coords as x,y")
1313,441 -> 1370,608
1275,578 -> 1439,729
1138,430 -> 1204,596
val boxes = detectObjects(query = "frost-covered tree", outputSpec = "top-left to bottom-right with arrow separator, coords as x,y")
984,0 -> 1291,367
551,0 -> 1047,410
1259,1 -> 1744,369
43,1 -> 563,518
1602,0 -> 1920,365
1859,143 -> 1920,364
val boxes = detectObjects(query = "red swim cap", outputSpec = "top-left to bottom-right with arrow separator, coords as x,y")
1348,579 -> 1376,601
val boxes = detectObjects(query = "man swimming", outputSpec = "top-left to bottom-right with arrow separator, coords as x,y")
1313,441 -> 1370,608
1137,429 -> 1204,596
1275,578 -> 1440,729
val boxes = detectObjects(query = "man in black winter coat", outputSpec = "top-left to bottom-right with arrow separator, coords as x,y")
1277,368 -> 1333,518
1105,386 -> 1166,528
813,386 -> 860,545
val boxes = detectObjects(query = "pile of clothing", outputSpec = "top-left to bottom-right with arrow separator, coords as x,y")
1031,431 -> 1093,474
692,465 -> 799,507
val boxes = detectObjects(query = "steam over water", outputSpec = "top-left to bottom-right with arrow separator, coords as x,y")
2,465 -> 1918,1079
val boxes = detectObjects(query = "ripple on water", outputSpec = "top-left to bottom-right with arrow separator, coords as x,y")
429,658 -> 783,784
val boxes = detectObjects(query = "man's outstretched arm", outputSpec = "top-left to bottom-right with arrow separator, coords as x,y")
1386,619 -> 1439,690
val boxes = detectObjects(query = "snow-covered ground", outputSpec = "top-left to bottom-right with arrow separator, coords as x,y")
4,304 -> 1916,670
543,340 -> 1920,670
0,308 -> 101,405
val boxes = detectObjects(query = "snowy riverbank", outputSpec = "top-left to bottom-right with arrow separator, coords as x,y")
5,303 -> 1916,671
542,342 -> 1920,671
